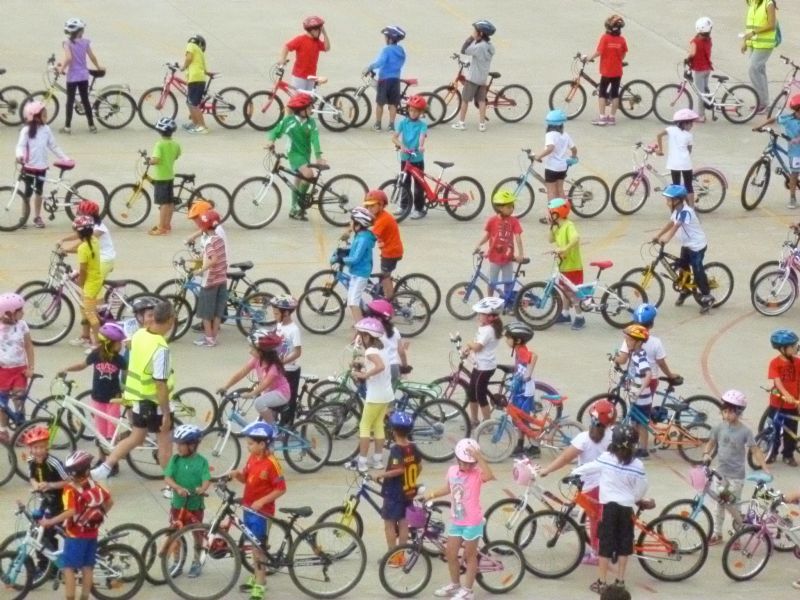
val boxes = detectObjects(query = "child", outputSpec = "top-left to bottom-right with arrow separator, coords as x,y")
620,325 -> 653,458
15,101 -> 70,228
0,292 -> 33,442
350,317 -> 393,472
266,94 -> 325,220
392,95 -> 428,219
572,424 -> 648,593
122,296 -> 156,341
272,295 -> 302,413
766,329 -> 800,465
655,109 -> 700,207
192,210 -> 227,348
148,117 -> 181,235
186,199 -> 230,258
688,17 -> 714,122
548,198 -> 585,329
462,297 -> 504,426
182,34 -> 209,134
537,109 -> 578,217
474,190 -> 524,297
365,298 -> 410,386
342,207 -> 376,322
67,215 -> 103,347
59,17 -> 102,134
279,16 -> 331,91
365,26 -> 406,131
502,321 -> 537,416
753,94 -> 800,208
364,189 -> 404,299
377,411 -> 421,561
163,425 -> 211,578
452,20 -> 496,132
218,331 -> 290,424
703,389 -> 768,544
424,438 -> 495,600
585,15 -> 628,126
230,421 -> 286,600
39,450 -> 113,600
652,184 -> 714,312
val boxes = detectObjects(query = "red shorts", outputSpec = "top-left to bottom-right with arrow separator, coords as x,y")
561,270 -> 584,286
169,507 -> 204,527
0,366 -> 27,392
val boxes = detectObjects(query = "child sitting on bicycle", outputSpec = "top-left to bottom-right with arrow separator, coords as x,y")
687,17 -> 714,122
502,322 -> 538,456
548,198 -> 585,330
230,421 -> 286,600
59,17 -> 103,134
279,16 -> 330,92
364,25 -> 406,132
366,298 -> 409,386
766,329 -> 800,466
163,425 -> 211,578
752,94 -> 800,208
572,424 -> 648,594
15,100 -> 70,228
182,34 -> 209,134
655,108 -> 700,207
0,292 -> 33,442
342,207 -> 376,322
266,93 -> 325,220
463,297 -> 504,426
148,116 -> 181,235
271,295 -> 302,406
585,14 -> 627,126
619,325 -> 654,459
67,215 -> 103,347
702,389 -> 769,545
192,210 -> 227,348
392,95 -> 428,219
452,20 -> 496,132
537,109 -> 578,221
652,184 -> 715,312
364,189 -> 404,299
424,438 -> 494,600
218,331 -> 291,425
474,190 -> 524,297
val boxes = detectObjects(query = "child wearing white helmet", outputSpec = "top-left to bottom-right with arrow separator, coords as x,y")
462,297 -> 504,425
0,292 -> 33,441
655,108 -> 700,208
687,17 -> 714,122
342,207 -> 377,323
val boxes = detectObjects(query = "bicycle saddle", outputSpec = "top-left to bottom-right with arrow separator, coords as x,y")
589,260 -> 613,270
711,74 -> 729,82
0,68 -> 6,76
488,71 -> 501,79
88,69 -> 106,78
227,270 -> 247,280
401,78 -> 418,86
175,173 -> 196,182
518,257 -> 531,265
53,158 -> 75,170
307,75 -> 327,85
496,364 -> 515,374
433,161 -> 454,169
637,498 -> 656,511
279,506 -> 313,518
301,375 -> 319,384
229,261 -> 253,271
103,279 -> 129,288
658,375 -> 683,386
308,162 -> 329,171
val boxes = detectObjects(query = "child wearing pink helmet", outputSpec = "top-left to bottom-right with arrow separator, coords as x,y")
655,108 -> 701,207
365,298 -> 409,385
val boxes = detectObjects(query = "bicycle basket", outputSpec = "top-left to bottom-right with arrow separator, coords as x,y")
687,466 -> 708,492
406,505 -> 427,529
512,458 -> 536,487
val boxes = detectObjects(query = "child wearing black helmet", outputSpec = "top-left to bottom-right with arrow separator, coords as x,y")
766,329 -> 800,465
452,20 -> 496,132
182,34 -> 209,134
504,321 -> 539,457
584,15 -> 627,126
365,26 -> 407,131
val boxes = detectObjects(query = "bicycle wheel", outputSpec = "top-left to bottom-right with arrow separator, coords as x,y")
514,510 -> 584,578
391,292 -> 431,338
547,81 -> 587,120
0,550 -> 33,600
567,175 -> 610,218
692,168 -> 727,213
620,267 -> 666,308
23,287 -> 75,346
105,523 -> 152,560
721,84 -> 759,124
412,399 -> 470,462
0,185 -> 29,232
319,92 -> 359,131
94,90 -> 137,129
339,87 -> 371,128
125,436 -> 163,480
137,87 -> 178,129
610,172 -> 650,215
12,417 -> 77,478
491,177 -> 535,218
142,527 -> 182,585
682,394 -> 724,431
419,91 -> 446,127
106,183 -> 151,228
432,85 -> 462,123
65,179 -> 109,219
443,176 -> 485,221
515,282 -> 562,330
160,294 -> 193,341
211,86 -> 248,129
33,391 -> 89,440
243,91 -> 284,131
23,91 -> 59,123
288,522 -> 367,599
676,423 -> 712,464
0,85 -> 29,126
378,178 -> 412,223
92,542 -> 145,600
202,426 -> 242,478
752,269 -> 797,316
750,260 -> 781,292
653,84 -> 692,124
281,419 -> 332,473
741,157 -> 772,210
0,442 -> 16,488
660,499 -> 714,542
722,525 -> 772,581
395,273 -> 441,314
700,262 -> 734,308
378,544 -> 430,599
297,286 -> 345,334
619,79 -> 656,119
318,174 -> 369,227
768,88 -> 789,118
189,184 -> 231,223
541,419 -> 583,454
483,498 -> 534,544
475,541 -> 525,593
244,278 -> 290,299
234,291 -> 273,337
636,514 -> 708,581
315,506 -> 365,541
307,401 -> 360,465
172,386 -> 218,431
231,177 -> 281,229
445,281 -> 483,320
601,281 -> 648,329
576,393 -> 628,428
493,84 -> 533,123
473,419 -> 516,463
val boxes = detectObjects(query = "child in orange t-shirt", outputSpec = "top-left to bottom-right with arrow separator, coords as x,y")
364,189 -> 404,299
474,191 -> 524,298
767,329 -> 800,466
585,15 -> 628,126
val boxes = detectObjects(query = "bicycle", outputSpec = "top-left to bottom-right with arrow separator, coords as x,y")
767,54 -> 800,117
432,52 -> 533,124
106,149 -> 232,228
0,68 -> 29,126
161,476 -> 366,600
749,401 -> 800,470
653,63 -> 759,124
230,150 -> 368,229
610,142 -> 728,215
379,151 -> 485,222
620,242 -> 734,309
750,252 -> 800,316
750,225 -> 800,291
138,61 -> 249,129
491,147 -> 610,219
547,52 -> 655,120
741,127 -> 795,210
445,252 -> 530,321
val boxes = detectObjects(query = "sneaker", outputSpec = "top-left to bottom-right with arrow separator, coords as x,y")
288,210 -> 308,221
708,533 -> 723,546
791,579 -> 800,589
699,295 -> 715,314
634,448 -> 650,459
410,210 -> 425,220
33,216 -> 45,229
192,126 -> 209,134
591,116 -> 607,126
193,337 -> 211,347
187,561 -> 202,578
239,575 -> 256,592
371,457 -> 384,470
789,198 -> 798,209
451,121 -> 466,130
90,462 -> 112,481
581,550 -> 599,565
674,292 -> 690,306
784,456 -> 799,467
181,122 -> 194,131
249,583 -> 266,600
525,445 -> 541,458
555,313 -> 571,325
167,561 -> 183,578
162,486 -> 173,499
372,123 -> 382,131
434,583 -> 462,597
89,126 -> 98,134
589,579 -> 607,594
392,206 -> 407,216
387,122 -> 395,132
452,588 -> 474,600
606,116 -> 616,126
69,337 -> 92,348
387,552 -> 406,568
59,127 -> 71,134
345,459 -> 368,474
478,122 -> 487,132
571,316 -> 586,330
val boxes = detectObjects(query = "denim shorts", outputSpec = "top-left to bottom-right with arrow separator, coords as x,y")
447,522 -> 484,541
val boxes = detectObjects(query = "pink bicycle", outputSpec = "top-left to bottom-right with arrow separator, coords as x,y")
767,55 -> 800,117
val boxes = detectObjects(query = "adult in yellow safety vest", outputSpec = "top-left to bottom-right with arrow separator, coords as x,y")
742,0 -> 779,110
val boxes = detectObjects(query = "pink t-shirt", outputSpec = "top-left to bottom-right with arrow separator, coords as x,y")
246,358 -> 290,398
447,464 -> 484,527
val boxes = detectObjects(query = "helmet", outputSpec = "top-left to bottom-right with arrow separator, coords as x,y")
623,324 -> 650,342
77,200 -> 100,217
388,411 -> 414,430
790,94 -> 800,110
545,109 -> 567,126
633,304 -> 658,326
662,184 -> 688,199
65,449 -> 93,473
287,93 -> 314,110
23,100 -> 46,123
721,389 -> 747,409
492,189 -> 516,206
22,425 -> 50,446
188,35 -> 206,51
303,16 -> 325,30
132,296 -> 157,314
249,329 -> 283,351
271,295 -> 298,311
695,17 -> 713,34
611,424 -> 638,449
0,293 -> 25,315
350,206 -> 374,227
673,108 -> 700,122
589,398 -> 616,427
187,200 -> 213,219
355,317 -> 385,338
407,95 -> 427,110
173,424 -> 203,444
503,321 -> 534,344
472,296 -> 505,315
472,20 -> 496,36
155,117 -> 177,134
197,210 -> 220,231
72,215 -> 95,232
548,197 -> 570,220
605,14 -> 625,33
770,329 -> 799,349
366,298 -> 394,319
455,438 -> 480,463
64,18 -> 86,34
364,189 -> 388,206
242,420 -> 275,441
98,322 -> 126,343
381,25 -> 406,42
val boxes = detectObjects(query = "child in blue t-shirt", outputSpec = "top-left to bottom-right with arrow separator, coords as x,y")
392,97 -> 429,220
364,26 -> 406,132
754,97 -> 800,208
342,207 -> 377,323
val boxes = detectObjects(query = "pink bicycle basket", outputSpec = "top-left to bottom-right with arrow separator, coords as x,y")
406,505 -> 427,529
512,458 -> 536,486
688,466 -> 707,492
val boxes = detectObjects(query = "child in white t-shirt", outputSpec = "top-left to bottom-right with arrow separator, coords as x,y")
272,295 -> 302,419
365,298 -> 409,386
537,110 -> 577,221
462,297 -> 504,426
655,109 -> 701,207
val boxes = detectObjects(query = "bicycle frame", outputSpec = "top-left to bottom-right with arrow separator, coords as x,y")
462,253 -> 528,303
6,163 -> 79,214
540,258 -> 608,306
257,67 -> 342,120
761,130 -> 792,175
495,397 -> 563,443
396,159 -> 451,203
0,373 -> 41,427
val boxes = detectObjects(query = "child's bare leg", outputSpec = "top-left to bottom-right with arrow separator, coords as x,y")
468,401 -> 479,425
478,100 -> 487,123
349,305 -> 362,322
462,538 -> 479,589
358,437 -> 371,459
597,555 -> 610,583
64,568 -> 77,598
159,204 -> 174,230
384,519 -> 398,549
397,519 -> 409,545
388,105 -> 397,127
374,104 -> 384,126
637,422 -> 648,451
373,437 -> 384,454
790,173 -> 798,201
445,536 -> 462,585
615,555 -> 629,582
597,97 -> 608,117
457,102 -> 468,124
80,565 -> 93,598
480,403 -> 491,421
555,180 -> 565,199
610,97 -> 620,117
33,193 -> 43,219
254,547 -> 267,585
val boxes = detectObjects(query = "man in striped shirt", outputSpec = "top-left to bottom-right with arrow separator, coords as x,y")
193,210 -> 228,348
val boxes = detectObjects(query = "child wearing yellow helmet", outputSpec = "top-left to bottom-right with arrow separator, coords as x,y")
473,190 -> 525,297
622,324 -> 654,458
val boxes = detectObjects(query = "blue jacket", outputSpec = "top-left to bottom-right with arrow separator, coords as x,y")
343,230 -> 376,278
367,45 -> 406,80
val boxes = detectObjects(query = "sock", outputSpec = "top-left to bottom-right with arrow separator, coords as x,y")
290,190 -> 301,213
373,453 -> 383,463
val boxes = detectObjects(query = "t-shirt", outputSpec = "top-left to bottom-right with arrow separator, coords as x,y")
447,464 -> 484,526
570,429 -> 613,490
85,349 -> 127,403
285,34 -> 326,79
778,114 -> 800,162
596,33 -> 628,78
665,126 -> 693,171
670,206 -> 706,251
241,453 -> 286,516
365,347 -> 393,403
268,115 -> 322,166
372,211 -> 403,259
514,345 -> 535,398
201,226 -> 230,263
552,220 -> 582,273
276,322 -> 302,372
246,358 -> 291,399
28,455 -> 68,513
711,422 -> 755,480
689,35 -> 713,72
628,348 -> 653,405
543,131 -> 575,172
768,355 -> 800,409
620,335 -> 666,379
395,117 -> 428,162
368,44 -> 406,80
0,320 -> 30,368
185,42 -> 207,84
163,453 -> 211,510
382,442 -> 422,502
15,124 -> 68,171
64,38 -> 91,83
202,234 -> 227,288
94,222 -> 116,263
473,325 -> 498,371
62,479 -> 111,538
485,215 -> 522,265
151,138 -> 181,182
77,238 -> 102,297
463,39 -> 496,85
571,451 -> 647,507
382,328 -> 402,367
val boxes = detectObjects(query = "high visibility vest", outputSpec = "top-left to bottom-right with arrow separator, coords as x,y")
123,328 -> 173,403
746,0 -> 777,49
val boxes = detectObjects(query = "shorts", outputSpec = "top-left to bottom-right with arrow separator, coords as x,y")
630,403 -> 652,425
380,257 -> 401,274
196,284 -> 228,321
359,402 -> 389,438
152,180 -> 176,205
376,78 -> 401,106
22,169 -> 46,199
461,81 -> 488,104
61,537 -> 98,570
253,390 -> 290,413
670,170 -> 695,194
561,270 -> 584,286
83,293 -> 100,328
169,507 -> 204,525
447,522 -> 484,541
347,275 -> 368,307
381,496 -> 409,522
544,169 -> 567,183
130,400 -> 172,433
0,366 -> 27,392
242,508 -> 269,545
291,76 -> 315,92
598,76 -> 622,100
598,502 -> 634,558
468,368 -> 495,408
790,155 -> 800,175
186,81 -> 205,108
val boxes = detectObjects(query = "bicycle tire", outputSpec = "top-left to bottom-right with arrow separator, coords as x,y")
445,281 -> 483,320
443,175 -> 485,221
750,260 -> 780,292
92,542 -> 145,600
22,91 -> 59,123
314,507 -> 365,559
11,417 -> 77,479
230,176 -> 281,229
391,291 -> 431,338
245,277 -> 290,298
0,442 -> 16,488
95,89 -> 137,129
412,399 -> 470,462
104,522 -> 152,560
721,524 -> 771,581
0,85 -> 29,126
610,172 -> 650,215
142,526 -> 182,586
652,83 -> 692,124
752,269 -> 797,316
339,86 -> 372,128
637,514 -> 708,581
234,291 -> 273,337
692,168 -> 727,213
768,88 -> 789,118
211,86 -> 249,129
137,87 -> 178,129
483,498 -> 534,544
432,84 -> 462,123
699,261 -> 734,308
203,426 -> 242,477
419,91 -> 446,127
103,279 -> 148,305
600,281 -> 648,328
0,550 -> 34,600
660,499 -> 714,542
548,81 -> 586,120
749,426 -> 774,470
515,281 -> 562,330
619,78 -> 656,119
378,177 -> 413,223
0,185 -> 29,231
514,509 -> 585,578
297,286 -> 346,334
493,84 -> 533,123
319,92 -> 359,132
491,176 -> 535,219
318,174 -> 369,227
188,183 -> 231,223
106,183 -> 152,228
395,273 -> 442,314
721,84 -> 759,124
475,540 -> 525,593
65,178 -> 109,220
281,418 -> 332,473
125,436 -> 164,480
676,422 -> 712,464
568,175 -> 610,218
620,267 -> 666,308
378,543 -> 431,598
741,157 -> 771,210
541,419 -> 583,454
160,294 -> 193,341
172,386 -> 218,432
306,401 -> 360,465
681,394 -> 724,431
22,287 -> 75,346
576,393 -> 628,428
14,279 -> 47,297
473,418 -> 516,463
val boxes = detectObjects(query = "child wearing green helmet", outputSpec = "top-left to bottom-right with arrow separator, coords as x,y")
536,109 -> 578,223
473,190 -> 525,298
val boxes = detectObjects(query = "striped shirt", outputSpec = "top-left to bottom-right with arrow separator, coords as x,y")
202,234 -> 227,288
572,451 -> 648,507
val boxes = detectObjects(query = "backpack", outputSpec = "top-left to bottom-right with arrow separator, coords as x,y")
72,481 -> 108,532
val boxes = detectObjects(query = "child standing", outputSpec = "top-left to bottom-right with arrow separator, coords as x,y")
122,296 -> 156,340
548,198 -> 585,329
502,322 -> 537,416
766,329 -> 800,465
59,18 -> 102,134
452,20 -> 496,132
364,189 -> 404,299
365,26 -> 406,131
192,210 -> 227,348
703,389 -> 768,544
68,215 -> 103,347
424,438 -> 495,600
272,295 -> 302,413
753,95 -> 800,208
655,109 -> 700,207
0,292 -> 33,442
688,18 -> 714,122
462,297 -> 504,426
186,200 -> 229,257
182,34 -> 209,134
148,117 -> 181,235
586,15 -> 628,126
342,207 -> 376,322
537,110 -> 578,215
366,298 -> 410,386
392,96 -> 429,219
474,190 -> 524,297
279,16 -> 331,91
619,325 -> 654,458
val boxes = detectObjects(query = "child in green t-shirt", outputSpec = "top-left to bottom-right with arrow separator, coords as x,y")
548,198 -> 585,330
148,117 -> 182,236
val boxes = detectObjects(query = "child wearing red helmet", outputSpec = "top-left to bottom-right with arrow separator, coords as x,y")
279,16 -> 331,91
392,96 -> 429,219
753,94 -> 800,208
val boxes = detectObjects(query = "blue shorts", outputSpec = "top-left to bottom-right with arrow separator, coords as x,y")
446,522 -> 484,541
61,537 -> 98,570
381,496 -> 409,522
243,508 -> 269,545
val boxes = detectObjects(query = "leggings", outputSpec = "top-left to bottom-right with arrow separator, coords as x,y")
65,80 -> 95,128
401,160 -> 426,212
92,399 -> 121,440
467,368 -> 495,407
670,170 -> 694,194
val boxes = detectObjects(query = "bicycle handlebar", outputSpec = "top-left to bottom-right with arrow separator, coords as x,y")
754,126 -> 792,142
779,55 -> 800,69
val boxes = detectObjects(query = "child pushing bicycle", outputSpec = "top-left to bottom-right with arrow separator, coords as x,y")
392,95 -> 429,219
766,329 -> 800,465
473,190 -> 524,297
752,94 -> 800,208
548,198 -> 585,330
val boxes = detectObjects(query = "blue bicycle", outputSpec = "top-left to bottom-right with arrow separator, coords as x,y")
742,127 -> 794,210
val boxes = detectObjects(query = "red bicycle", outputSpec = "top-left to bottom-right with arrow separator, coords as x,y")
137,62 -> 249,130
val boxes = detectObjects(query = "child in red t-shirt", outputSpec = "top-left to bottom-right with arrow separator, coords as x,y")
585,15 -> 627,126
279,16 -> 331,91
687,17 -> 714,122
473,191 -> 524,297
767,329 -> 800,466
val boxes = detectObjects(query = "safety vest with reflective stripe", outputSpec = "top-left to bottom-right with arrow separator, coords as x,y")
123,328 -> 173,403
746,0 -> 777,49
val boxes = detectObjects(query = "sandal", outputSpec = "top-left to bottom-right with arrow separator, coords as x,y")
148,226 -> 170,236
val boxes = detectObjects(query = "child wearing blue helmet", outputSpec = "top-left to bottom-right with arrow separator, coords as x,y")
536,109 -> 578,223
